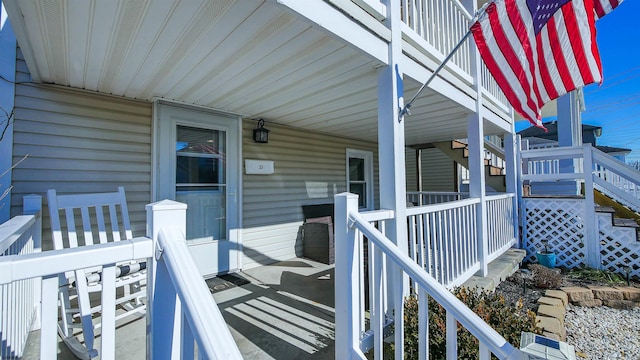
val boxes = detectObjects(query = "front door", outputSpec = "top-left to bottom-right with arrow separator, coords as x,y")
156,103 -> 240,277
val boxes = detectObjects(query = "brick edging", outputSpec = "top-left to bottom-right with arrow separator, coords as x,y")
535,286 -> 640,341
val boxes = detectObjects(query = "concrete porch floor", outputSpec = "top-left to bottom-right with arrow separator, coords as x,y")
22,258 -> 336,360
22,250 -> 525,359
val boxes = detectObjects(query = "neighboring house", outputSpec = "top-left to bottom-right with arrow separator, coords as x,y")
518,120 -> 632,162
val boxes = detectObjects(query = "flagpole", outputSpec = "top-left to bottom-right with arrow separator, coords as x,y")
399,2 -> 490,118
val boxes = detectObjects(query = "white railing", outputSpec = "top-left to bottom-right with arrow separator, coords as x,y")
591,147 -> 640,212
520,144 -> 640,275
147,200 -> 242,360
407,198 -> 480,288
481,62 -> 510,111
0,237 -> 153,359
521,144 -> 640,212
400,0 -> 472,75
406,191 -> 469,206
0,195 -> 42,359
400,0 -> 509,109
335,193 -> 525,359
486,194 -> 516,262
0,199 -> 241,360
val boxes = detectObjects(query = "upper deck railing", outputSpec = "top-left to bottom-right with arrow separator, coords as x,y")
398,0 -> 510,111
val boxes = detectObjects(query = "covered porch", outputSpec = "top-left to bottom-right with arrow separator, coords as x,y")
0,0 -> 527,358
2,189 -> 524,359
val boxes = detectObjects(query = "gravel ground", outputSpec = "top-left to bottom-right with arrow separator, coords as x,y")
565,305 -> 640,359
495,269 -> 640,360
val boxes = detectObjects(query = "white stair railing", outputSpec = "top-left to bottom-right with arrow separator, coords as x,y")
335,193 -> 526,359
0,195 -> 42,359
521,144 -> 640,213
146,200 -> 242,360
591,145 -> 640,212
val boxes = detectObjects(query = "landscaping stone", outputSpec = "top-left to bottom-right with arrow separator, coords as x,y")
538,296 -> 564,307
588,286 -> 624,301
544,289 -> 568,306
561,287 -> 594,302
536,315 -> 566,341
603,299 -> 636,310
575,299 -> 603,307
614,286 -> 640,301
537,304 -> 565,325
543,332 -> 560,341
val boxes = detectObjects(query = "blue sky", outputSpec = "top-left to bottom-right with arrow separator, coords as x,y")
515,0 -> 640,163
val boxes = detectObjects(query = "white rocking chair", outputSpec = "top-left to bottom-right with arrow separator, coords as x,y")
47,187 -> 146,359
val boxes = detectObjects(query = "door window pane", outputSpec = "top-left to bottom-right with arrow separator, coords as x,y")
176,125 -> 227,242
176,125 -> 226,186
177,157 -> 219,184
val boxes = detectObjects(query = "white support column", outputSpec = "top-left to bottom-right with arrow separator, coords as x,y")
0,1 -> 16,223
467,10 -> 489,275
334,193 -> 366,360
504,131 -> 520,245
146,200 -> 187,360
468,114 -> 489,276
582,144 -> 600,269
378,1 -> 407,358
557,92 -> 582,195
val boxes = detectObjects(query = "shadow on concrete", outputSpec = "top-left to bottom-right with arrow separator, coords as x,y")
213,259 -> 335,360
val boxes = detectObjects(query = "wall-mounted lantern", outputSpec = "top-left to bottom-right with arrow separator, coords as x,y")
253,119 -> 269,144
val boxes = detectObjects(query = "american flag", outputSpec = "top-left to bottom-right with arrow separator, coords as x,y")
471,0 -> 623,129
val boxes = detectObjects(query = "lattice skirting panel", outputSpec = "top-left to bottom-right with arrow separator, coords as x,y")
598,213 -> 640,279
523,198 -> 586,268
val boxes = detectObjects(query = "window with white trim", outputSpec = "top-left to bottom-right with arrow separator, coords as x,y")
347,149 -> 374,210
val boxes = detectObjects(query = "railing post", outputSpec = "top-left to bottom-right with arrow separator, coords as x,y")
334,193 -> 366,359
146,200 -> 187,360
23,194 -> 42,330
582,144 -> 600,269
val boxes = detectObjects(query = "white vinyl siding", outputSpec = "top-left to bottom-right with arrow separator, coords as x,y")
405,147 -> 418,192
11,51 -> 152,249
241,120 -> 378,269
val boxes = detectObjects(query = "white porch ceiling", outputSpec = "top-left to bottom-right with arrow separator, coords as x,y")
5,0 -> 483,146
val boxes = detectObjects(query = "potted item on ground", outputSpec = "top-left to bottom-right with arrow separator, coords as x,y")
536,239 -> 556,269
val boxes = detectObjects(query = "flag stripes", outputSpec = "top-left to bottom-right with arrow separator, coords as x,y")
471,0 -> 622,128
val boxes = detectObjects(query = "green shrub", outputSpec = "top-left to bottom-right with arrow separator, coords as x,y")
567,267 -> 625,284
397,287 -> 540,359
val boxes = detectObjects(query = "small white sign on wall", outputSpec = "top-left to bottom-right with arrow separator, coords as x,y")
245,159 -> 274,175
